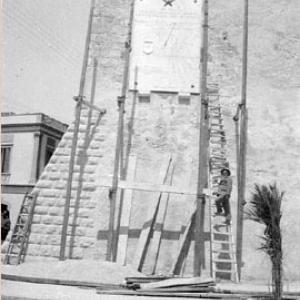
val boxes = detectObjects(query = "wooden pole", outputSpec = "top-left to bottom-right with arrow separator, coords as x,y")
236,0 -> 249,280
194,0 -> 209,276
112,66 -> 139,262
59,0 -> 95,261
107,0 -> 135,261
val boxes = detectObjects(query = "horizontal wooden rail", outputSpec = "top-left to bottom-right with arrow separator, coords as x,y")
99,177 -> 208,196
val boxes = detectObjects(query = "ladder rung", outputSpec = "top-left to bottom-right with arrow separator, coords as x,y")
212,249 -> 235,254
213,259 -> 236,263
212,231 -> 230,236
212,240 -> 233,245
214,269 -> 235,274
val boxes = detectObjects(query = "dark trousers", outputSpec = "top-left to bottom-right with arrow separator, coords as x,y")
215,194 -> 231,217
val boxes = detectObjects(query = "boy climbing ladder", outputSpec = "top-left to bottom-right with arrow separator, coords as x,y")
214,167 -> 232,224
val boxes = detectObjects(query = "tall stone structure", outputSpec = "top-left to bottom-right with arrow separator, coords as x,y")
22,0 -> 208,276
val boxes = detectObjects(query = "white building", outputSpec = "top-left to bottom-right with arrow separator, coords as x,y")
1,113 -> 67,227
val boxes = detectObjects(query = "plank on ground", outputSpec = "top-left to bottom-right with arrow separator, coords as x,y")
139,276 -> 215,290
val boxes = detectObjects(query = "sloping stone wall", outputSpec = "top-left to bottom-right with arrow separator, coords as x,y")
25,0 -> 132,260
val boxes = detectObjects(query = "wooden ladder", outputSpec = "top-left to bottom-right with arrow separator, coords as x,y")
4,193 -> 37,265
207,91 -> 239,282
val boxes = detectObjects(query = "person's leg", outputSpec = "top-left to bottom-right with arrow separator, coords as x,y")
215,194 -> 224,214
223,195 -> 231,224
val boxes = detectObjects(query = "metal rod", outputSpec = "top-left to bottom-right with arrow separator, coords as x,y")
194,0 -> 209,276
107,0 -> 136,261
236,0 -> 249,281
59,0 -> 95,261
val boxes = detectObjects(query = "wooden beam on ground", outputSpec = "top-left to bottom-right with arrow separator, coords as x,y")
116,155 -> 137,265
132,156 -> 172,271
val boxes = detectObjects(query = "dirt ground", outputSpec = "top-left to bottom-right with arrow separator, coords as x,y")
1,261 -> 300,299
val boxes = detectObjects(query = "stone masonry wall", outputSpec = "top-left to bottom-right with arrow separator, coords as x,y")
25,0 -> 132,260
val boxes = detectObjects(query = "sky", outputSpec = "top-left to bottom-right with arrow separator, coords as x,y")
2,0 -> 90,124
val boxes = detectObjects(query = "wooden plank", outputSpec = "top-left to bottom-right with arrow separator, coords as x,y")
116,155 -> 137,265
132,156 -> 172,271
99,177 -> 207,196
139,276 -> 214,290
1,273 -> 121,289
148,164 -> 175,274
171,210 -> 196,275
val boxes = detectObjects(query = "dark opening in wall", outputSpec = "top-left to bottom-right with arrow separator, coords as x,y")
178,95 -> 191,105
138,94 -> 151,104
1,204 -> 11,243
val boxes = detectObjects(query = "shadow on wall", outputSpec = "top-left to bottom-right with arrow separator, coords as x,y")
68,104 -> 103,258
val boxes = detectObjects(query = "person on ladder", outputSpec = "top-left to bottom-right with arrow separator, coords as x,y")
214,167 -> 232,225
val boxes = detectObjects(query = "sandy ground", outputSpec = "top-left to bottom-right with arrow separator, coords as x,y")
1,280 -> 188,300
1,260 -> 144,285
1,261 -> 299,299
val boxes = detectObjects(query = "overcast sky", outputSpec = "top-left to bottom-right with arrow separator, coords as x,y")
2,0 -> 90,124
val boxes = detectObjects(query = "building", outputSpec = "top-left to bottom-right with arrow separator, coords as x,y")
1,112 -> 68,228
3,0 -> 299,282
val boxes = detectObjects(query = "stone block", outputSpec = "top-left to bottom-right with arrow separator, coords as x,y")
34,205 -> 49,215
28,234 -> 42,245
69,247 -> 83,259
36,180 -> 53,189
26,244 -> 41,256
39,245 -> 60,257
48,207 -> 64,216
82,183 -> 96,192
78,218 -> 94,228
78,209 -> 92,218
32,215 -> 41,224
45,225 -> 61,235
30,224 -> 46,234
41,215 -> 55,225
79,237 -> 94,248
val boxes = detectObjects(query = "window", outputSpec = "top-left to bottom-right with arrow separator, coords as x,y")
44,137 -> 56,166
1,146 -> 11,174
178,95 -> 191,105
138,94 -> 151,104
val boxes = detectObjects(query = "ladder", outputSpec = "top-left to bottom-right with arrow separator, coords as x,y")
207,90 -> 239,282
4,193 -> 37,265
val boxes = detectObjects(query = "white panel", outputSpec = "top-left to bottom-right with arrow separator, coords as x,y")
130,0 -> 202,93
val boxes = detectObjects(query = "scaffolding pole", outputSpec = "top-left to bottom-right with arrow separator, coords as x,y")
107,0 -> 136,262
194,0 -> 209,276
236,0 -> 249,280
59,0 -> 95,261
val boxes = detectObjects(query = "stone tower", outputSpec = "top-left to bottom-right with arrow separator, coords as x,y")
20,0 -> 209,276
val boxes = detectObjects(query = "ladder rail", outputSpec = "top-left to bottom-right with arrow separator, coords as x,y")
207,91 -> 238,282
4,193 -> 37,265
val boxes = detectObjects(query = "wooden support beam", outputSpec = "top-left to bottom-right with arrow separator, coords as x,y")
148,164 -> 175,274
132,156 -> 172,272
171,210 -> 196,275
194,0 -> 209,276
107,0 -> 135,262
98,178 -> 207,196
73,97 -> 106,115
236,0 -> 249,281
59,0 -> 95,261
116,155 -> 137,265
